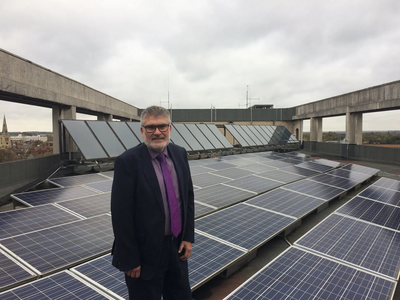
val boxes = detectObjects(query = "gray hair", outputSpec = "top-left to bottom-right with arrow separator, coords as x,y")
140,106 -> 171,126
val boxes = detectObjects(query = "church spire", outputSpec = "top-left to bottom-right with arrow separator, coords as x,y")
2,115 -> 8,134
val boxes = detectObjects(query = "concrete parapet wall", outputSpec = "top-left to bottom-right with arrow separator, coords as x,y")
0,49 -> 139,120
294,81 -> 400,119
303,141 -> 400,166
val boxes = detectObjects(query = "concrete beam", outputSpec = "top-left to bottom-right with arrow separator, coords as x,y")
345,110 -> 363,145
310,117 -> 323,142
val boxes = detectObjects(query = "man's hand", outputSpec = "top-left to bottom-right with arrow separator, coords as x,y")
178,241 -> 192,261
125,266 -> 141,278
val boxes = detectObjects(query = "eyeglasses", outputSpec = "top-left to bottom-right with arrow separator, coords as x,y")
142,124 -> 170,133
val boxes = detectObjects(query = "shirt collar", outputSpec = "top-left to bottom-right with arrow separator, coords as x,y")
147,145 -> 168,160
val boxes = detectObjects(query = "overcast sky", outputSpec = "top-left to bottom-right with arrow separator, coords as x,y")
1,0 -> 400,132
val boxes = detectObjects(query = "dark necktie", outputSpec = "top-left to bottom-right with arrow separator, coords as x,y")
156,153 -> 181,237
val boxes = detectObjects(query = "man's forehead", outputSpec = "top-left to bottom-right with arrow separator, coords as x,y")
143,115 -> 169,125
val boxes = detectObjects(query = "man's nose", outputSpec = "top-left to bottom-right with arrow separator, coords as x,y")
154,127 -> 162,134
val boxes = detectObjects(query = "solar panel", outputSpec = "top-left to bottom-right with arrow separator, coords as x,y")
48,173 -> 109,188
61,120 -> 108,160
11,186 -> 100,207
195,124 -> 226,149
341,164 -> 380,176
247,125 -> 269,145
240,163 -> 277,173
337,196 -> 400,231
233,125 -> 257,146
280,165 -> 320,177
173,124 -> 204,151
107,121 -> 140,150
282,179 -> 346,201
189,232 -> 247,290
206,124 -> 233,148
169,126 -> 192,151
71,255 -> 128,300
374,177 -> 400,191
195,202 -> 217,218
0,205 -> 81,240
327,168 -> 372,182
210,167 -> 254,180
86,121 -> 126,158
296,161 -> 334,172
184,124 -> 215,150
1,215 -> 113,275
224,124 -> 249,147
224,175 -> 283,194
195,203 -> 296,250
195,184 -> 255,208
83,180 -> 113,193
359,185 -> 400,206
257,169 -> 305,184
246,188 -> 326,218
312,158 -> 341,168
309,173 -> 359,190
263,159 -> 294,169
203,161 -> 237,170
258,126 -> 275,144
100,171 -> 114,179
295,214 -> 400,279
0,248 -> 37,292
0,271 -> 109,299
55,193 -> 111,218
224,247 -> 396,300
189,165 -> 216,175
252,126 -> 272,144
125,122 -> 142,142
192,173 -> 231,188
239,125 -> 263,146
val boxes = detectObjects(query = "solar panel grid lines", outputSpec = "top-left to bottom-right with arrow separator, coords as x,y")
48,173 -> 110,188
280,165 -> 321,177
184,123 -> 216,150
99,171 -> 114,179
190,165 -> 217,176
82,180 -> 113,193
0,248 -> 37,293
222,175 -> 284,194
327,168 -> 373,182
11,186 -> 101,207
256,169 -> 305,184
341,163 -> 380,176
210,167 -> 254,180
308,173 -> 360,190
107,121 -> 140,150
0,271 -> 111,300
295,214 -> 400,279
239,163 -> 278,173
191,173 -> 232,188
223,247 -> 396,300
194,201 -> 217,218
71,255 -> 127,300
282,179 -> 347,201
0,204 -> 83,240
374,177 -> 400,192
205,124 -> 233,149
247,125 -> 269,145
195,124 -> 226,149
243,202 -> 297,220
0,215 -> 114,276
296,161 -> 335,173
239,125 -> 264,146
173,123 -> 204,151
358,185 -> 400,207
125,122 -> 142,142
195,203 -> 297,251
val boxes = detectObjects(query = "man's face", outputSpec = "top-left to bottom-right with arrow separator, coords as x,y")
141,115 -> 171,152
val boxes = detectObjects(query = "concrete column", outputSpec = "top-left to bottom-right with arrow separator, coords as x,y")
52,106 -> 77,154
345,109 -> 363,145
98,114 -> 113,121
293,120 -> 303,141
310,117 -> 323,142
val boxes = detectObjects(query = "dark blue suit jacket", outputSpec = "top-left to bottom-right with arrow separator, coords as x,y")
110,143 -> 195,280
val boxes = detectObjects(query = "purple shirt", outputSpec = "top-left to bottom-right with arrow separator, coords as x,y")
147,146 -> 182,235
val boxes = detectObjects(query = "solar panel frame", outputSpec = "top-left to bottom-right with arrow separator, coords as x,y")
184,124 -> 215,150
233,125 -> 257,146
61,120 -> 108,160
195,203 -> 296,251
309,173 -> 359,190
239,125 -> 263,146
206,124 -> 233,148
195,124 -> 226,149
247,125 -> 269,145
55,193 -> 111,219
281,165 -> 321,177
296,161 -> 335,172
210,167 -> 254,179
125,122 -> 143,142
374,177 -> 400,191
11,186 -> 100,207
223,175 -> 283,194
359,185 -> 400,207
48,173 -> 109,188
173,124 -> 204,151
282,179 -> 346,201
256,169 -> 305,184
191,173 -> 232,188
252,125 -> 272,143
224,124 -> 249,147
169,125 -> 192,151
83,180 -> 113,193
327,168 -> 373,182
224,247 -> 396,300
85,121 -> 126,158
341,163 -> 380,176
195,184 -> 256,208
195,202 -> 217,218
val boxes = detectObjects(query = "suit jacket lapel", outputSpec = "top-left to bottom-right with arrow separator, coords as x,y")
139,144 -> 165,214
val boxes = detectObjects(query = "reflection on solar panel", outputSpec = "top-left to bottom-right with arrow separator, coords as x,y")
296,214 -> 400,278
257,169 -> 305,184
0,249 -> 37,292
1,215 -> 113,275
195,202 -> 217,218
327,168 -> 372,182
125,122 -> 142,142
341,163 -> 380,175
83,180 -> 113,193
359,185 -> 400,206
195,184 -> 255,208
48,173 -> 109,187
0,205 -> 81,240
72,255 -> 127,300
61,120 -> 108,160
195,124 -> 226,149
240,125 -> 263,146
296,161 -> 335,172
196,204 -> 295,250
101,171 -> 114,179
189,232 -> 247,290
280,165 -> 320,177
224,247 -> 396,300
11,186 -> 100,207
309,173 -> 359,190
312,158 -> 341,168
55,193 -> 111,218
107,121 -> 140,150
189,165 -> 216,176
283,179 -> 345,201
224,175 -> 283,194
173,124 -> 204,151
246,188 -> 325,218
374,177 -> 400,191
185,124 -> 215,150
224,124 -> 249,147
169,126 -> 192,151
0,271 -> 109,299
86,121 -> 126,158
192,173 -> 231,188
337,196 -> 400,231
211,167 -> 254,180
206,124 -> 233,149
240,163 -> 277,173
203,161 -> 236,170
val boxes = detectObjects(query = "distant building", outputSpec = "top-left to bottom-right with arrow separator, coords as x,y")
0,115 -> 11,149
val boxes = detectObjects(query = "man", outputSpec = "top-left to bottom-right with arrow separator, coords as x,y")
111,106 -> 194,299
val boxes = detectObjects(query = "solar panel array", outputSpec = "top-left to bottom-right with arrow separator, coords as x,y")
1,152 -> 383,299
62,120 -> 235,160
224,124 -> 298,148
225,171 -> 400,300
